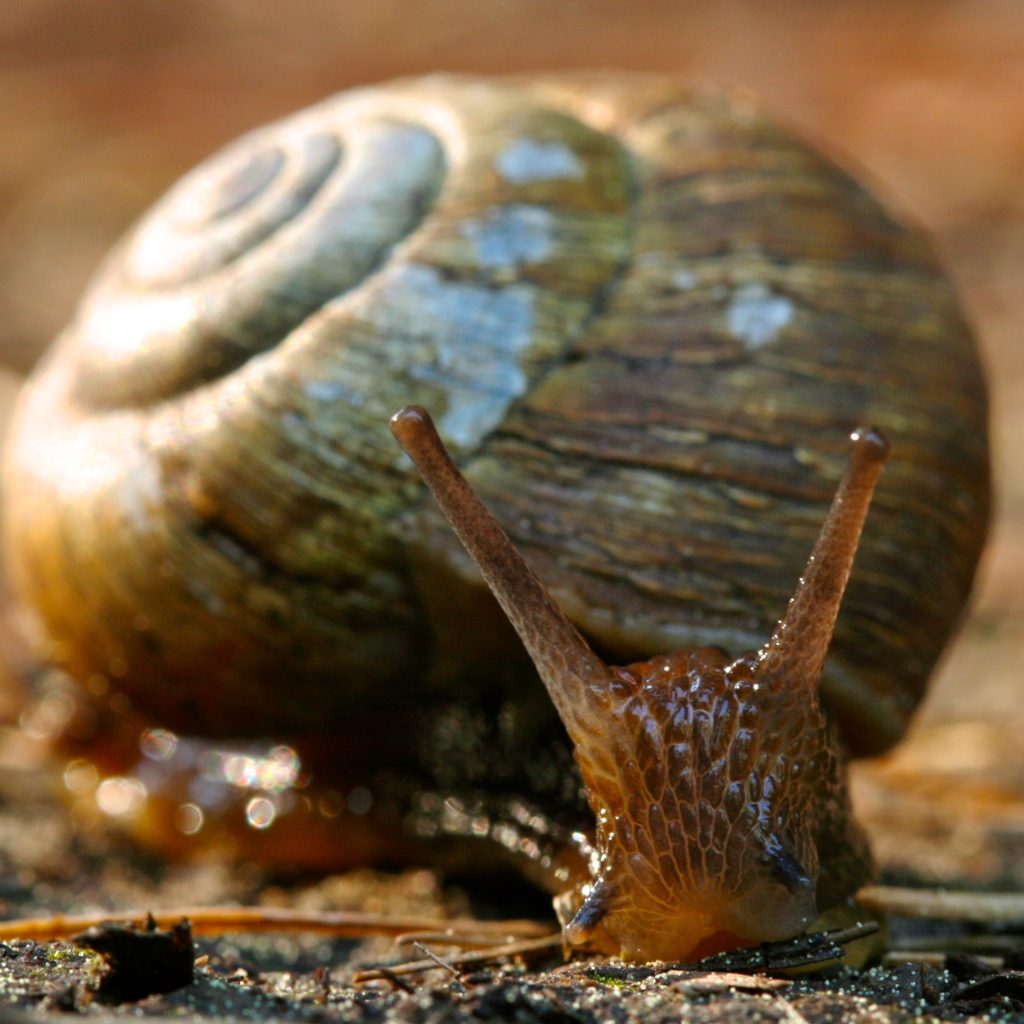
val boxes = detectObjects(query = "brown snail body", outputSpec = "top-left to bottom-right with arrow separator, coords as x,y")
1,76 -> 989,958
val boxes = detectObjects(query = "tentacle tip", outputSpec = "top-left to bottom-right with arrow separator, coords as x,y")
756,833 -> 815,896
564,880 -> 612,948
850,426 -> 890,465
389,404 -> 435,449
563,918 -> 593,948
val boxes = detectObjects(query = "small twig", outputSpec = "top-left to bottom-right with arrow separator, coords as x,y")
587,921 -> 880,982
373,965 -> 417,993
812,922 -> 880,947
412,941 -> 461,979
395,930 -> 541,949
884,933 -> 1024,956
882,950 -> 1004,969
312,964 -> 332,1005
0,907 -> 550,943
696,921 -> 880,974
858,885 -> 1024,924
638,971 -> 791,995
353,933 -> 563,982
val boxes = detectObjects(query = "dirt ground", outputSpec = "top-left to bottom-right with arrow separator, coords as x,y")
0,2 -> 1022,1022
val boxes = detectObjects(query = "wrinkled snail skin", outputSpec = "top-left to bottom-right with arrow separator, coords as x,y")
1,76 -> 990,950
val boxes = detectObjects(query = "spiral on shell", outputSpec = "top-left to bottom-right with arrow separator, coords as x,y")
3,75 -> 989,752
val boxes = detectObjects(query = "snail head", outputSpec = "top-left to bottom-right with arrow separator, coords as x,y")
391,405 -> 885,962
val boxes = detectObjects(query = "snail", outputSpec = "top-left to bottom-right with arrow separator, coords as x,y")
1,75 -> 989,958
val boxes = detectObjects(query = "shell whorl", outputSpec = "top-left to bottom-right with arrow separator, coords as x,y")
3,75 -> 989,747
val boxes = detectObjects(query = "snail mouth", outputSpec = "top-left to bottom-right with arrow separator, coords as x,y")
684,930 -> 754,961
599,884 -> 816,962
598,901 -> 752,963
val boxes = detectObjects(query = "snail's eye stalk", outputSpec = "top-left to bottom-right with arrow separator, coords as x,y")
755,427 -> 890,691
390,406 -> 614,748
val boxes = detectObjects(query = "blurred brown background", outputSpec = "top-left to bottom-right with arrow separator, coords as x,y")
0,0 -> 1021,878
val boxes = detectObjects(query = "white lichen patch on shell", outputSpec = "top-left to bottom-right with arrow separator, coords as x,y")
726,283 -> 795,350
459,205 -> 556,270
391,264 -> 536,446
495,138 -> 585,184
303,378 -> 366,405
672,269 -> 699,290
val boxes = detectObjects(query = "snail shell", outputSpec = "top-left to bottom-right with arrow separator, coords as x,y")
2,74 -> 989,762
